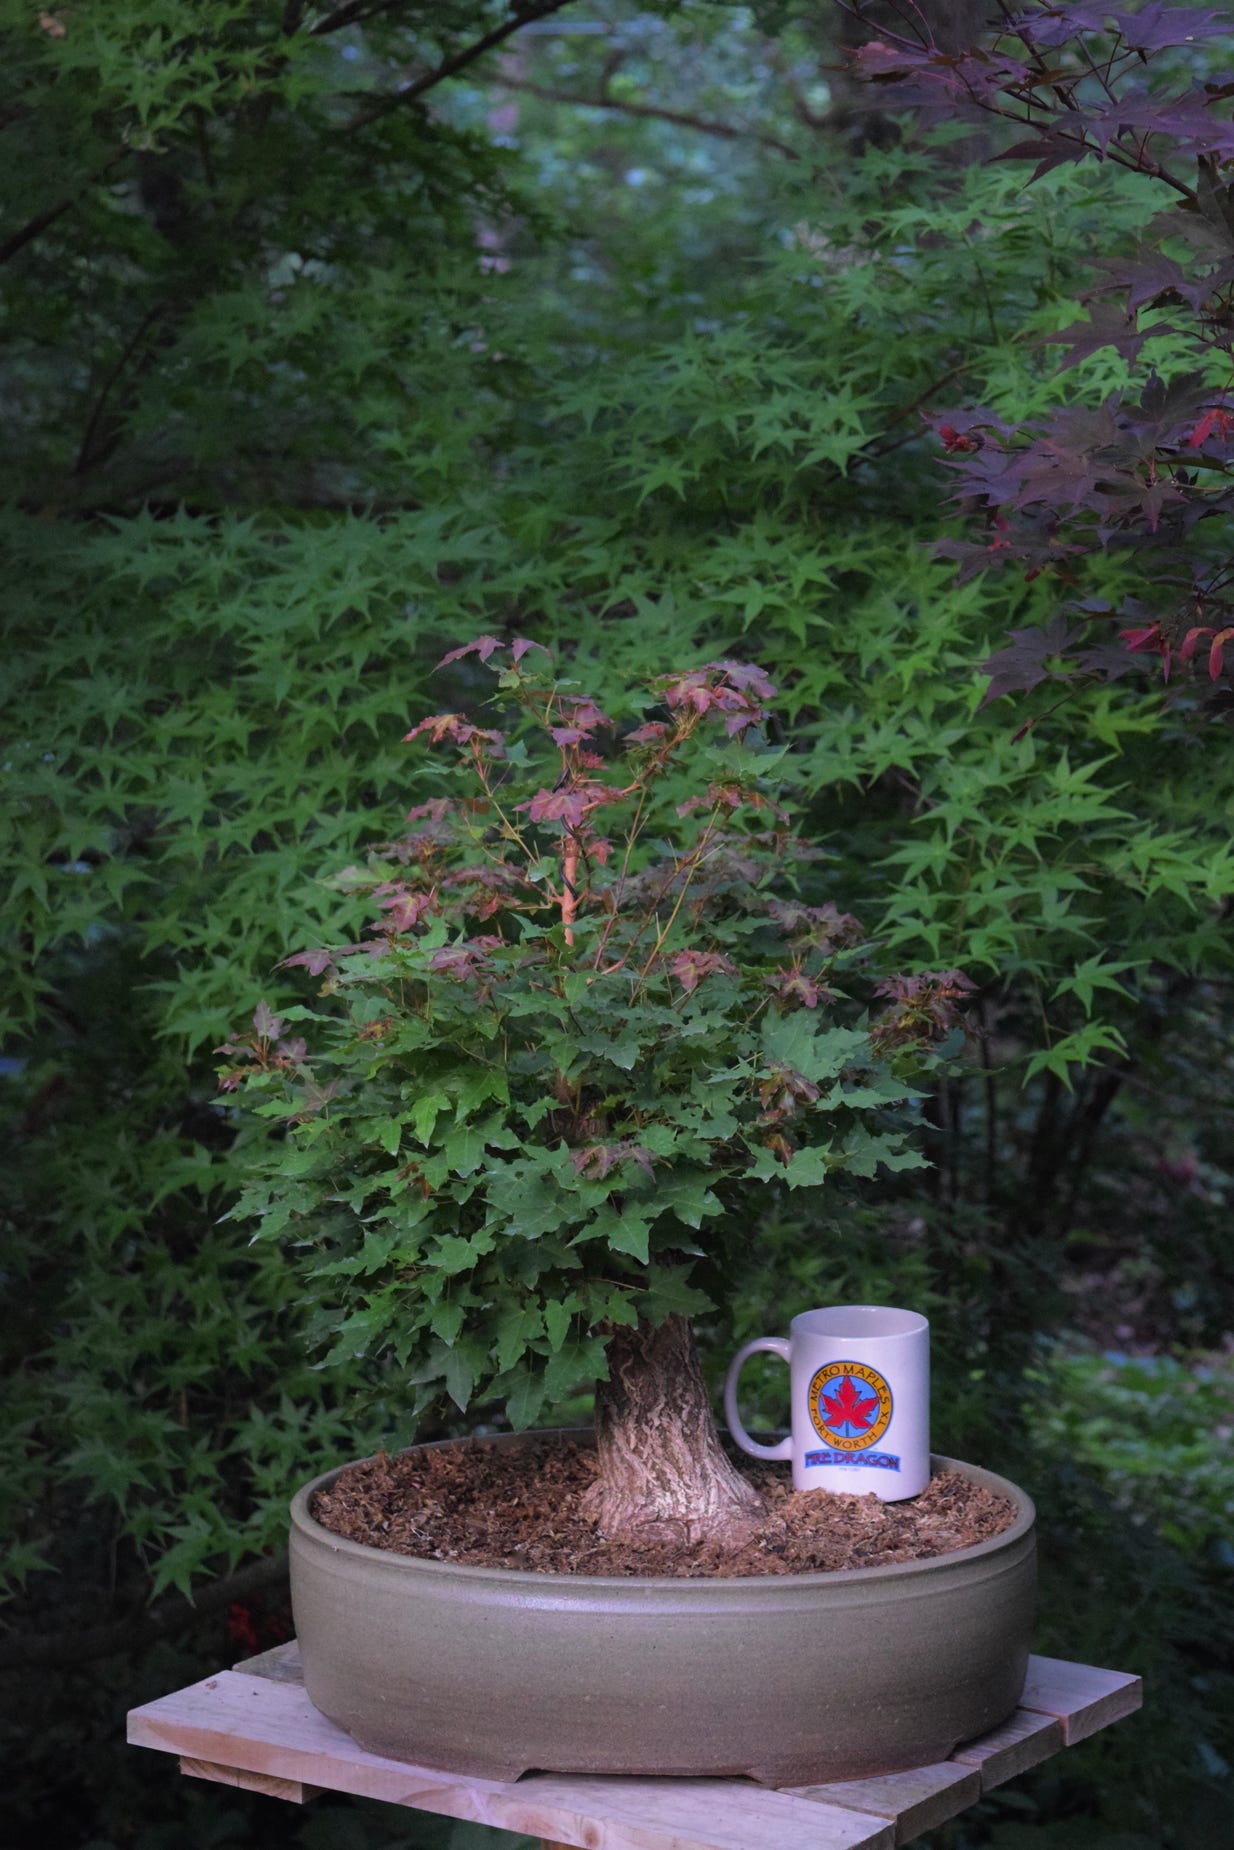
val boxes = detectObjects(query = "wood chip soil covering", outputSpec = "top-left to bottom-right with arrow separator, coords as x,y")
311,1438 -> 1017,1578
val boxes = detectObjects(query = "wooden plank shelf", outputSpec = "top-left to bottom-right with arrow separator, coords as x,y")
128,1642 -> 1141,1850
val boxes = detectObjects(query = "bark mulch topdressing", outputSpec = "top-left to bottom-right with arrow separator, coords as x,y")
311,1437 -> 1019,1578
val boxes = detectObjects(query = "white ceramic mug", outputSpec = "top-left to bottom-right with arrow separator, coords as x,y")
723,1304 -> 930,1500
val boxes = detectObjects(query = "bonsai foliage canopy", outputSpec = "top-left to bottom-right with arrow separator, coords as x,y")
220,644 -> 960,1543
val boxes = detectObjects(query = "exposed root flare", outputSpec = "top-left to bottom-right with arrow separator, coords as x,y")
579,1313 -> 765,1551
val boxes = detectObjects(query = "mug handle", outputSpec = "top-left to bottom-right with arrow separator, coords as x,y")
723,1338 -> 793,1461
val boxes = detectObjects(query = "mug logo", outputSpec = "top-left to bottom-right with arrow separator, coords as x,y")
807,1361 -> 893,1452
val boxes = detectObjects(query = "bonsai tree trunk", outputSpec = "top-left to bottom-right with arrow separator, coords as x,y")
579,1313 -> 764,1549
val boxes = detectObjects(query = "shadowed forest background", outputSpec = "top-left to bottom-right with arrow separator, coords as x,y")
3,3 -> 1234,1846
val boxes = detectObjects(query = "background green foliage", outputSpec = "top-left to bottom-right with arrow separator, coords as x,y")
3,3 -> 1233,1846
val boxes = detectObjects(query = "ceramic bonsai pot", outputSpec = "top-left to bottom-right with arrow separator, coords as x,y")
289,1431 -> 1036,1786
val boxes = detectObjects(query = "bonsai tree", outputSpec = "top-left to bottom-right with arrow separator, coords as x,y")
219,643 -> 962,1550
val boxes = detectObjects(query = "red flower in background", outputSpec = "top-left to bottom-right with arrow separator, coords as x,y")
226,1603 -> 259,1654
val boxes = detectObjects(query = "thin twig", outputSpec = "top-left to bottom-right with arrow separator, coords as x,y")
0,148 -> 128,267
494,74 -> 802,160
73,299 -> 170,478
193,106 -> 218,195
343,0 -> 579,133
591,785 -> 648,970
633,802 -> 726,990
842,0 -> 1199,207
859,359 -> 979,462
311,0 -> 409,36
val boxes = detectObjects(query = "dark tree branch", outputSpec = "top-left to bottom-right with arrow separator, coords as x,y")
1057,970 -> 1199,1229
0,149 -> 128,267
311,0 -> 410,36
860,360 -> 979,462
0,1550 -> 289,1673
761,38 -> 831,132
193,106 -> 218,194
493,74 -> 802,160
342,0 -> 580,132
73,299 -> 171,478
781,71 -> 831,132
1022,1066 -> 1064,1232
1058,1065 -> 1128,1230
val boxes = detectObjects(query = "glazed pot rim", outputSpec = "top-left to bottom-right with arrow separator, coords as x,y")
290,1429 -> 1035,1590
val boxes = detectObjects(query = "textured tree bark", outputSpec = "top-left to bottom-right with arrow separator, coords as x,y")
579,1314 -> 764,1548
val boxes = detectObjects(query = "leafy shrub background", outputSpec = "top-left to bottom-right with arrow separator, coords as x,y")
3,3 -> 1233,1846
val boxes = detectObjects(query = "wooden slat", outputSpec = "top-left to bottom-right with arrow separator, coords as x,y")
129,1669 -> 892,1850
952,1710 -> 1065,1790
793,1760 -> 981,1844
180,1754 -> 319,1803
1020,1655 -> 1143,1744
132,1645 -> 1143,1850
233,1640 -> 303,1684
521,1774 -> 895,1850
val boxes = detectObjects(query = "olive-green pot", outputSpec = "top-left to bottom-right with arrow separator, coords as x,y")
289,1432 -> 1036,1786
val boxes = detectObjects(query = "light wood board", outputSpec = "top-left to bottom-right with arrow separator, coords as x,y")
953,1709 -> 1065,1790
130,1644 -> 1141,1850
792,1759 -> 982,1845
1021,1653 -> 1144,1744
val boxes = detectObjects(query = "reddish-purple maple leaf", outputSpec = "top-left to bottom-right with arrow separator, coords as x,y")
511,636 -> 551,664
436,635 -> 551,670
554,697 -> 612,738
427,943 -> 490,982
519,782 -> 626,827
1089,249 -> 1201,315
979,617 -> 1084,706
1040,302 -> 1162,372
570,1142 -> 656,1182
659,660 -> 776,733
1178,624 -> 1234,679
436,635 -> 503,668
376,886 -> 436,933
669,949 -> 738,993
403,713 -> 505,754
766,899 -> 863,951
278,947 -> 334,976
765,967 -> 833,1009
1082,4 -> 1228,55
1120,621 -> 1174,678
1188,405 -> 1234,451
252,1001 -> 282,1040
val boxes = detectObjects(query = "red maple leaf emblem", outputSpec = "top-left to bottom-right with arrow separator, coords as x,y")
821,1373 -> 878,1434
